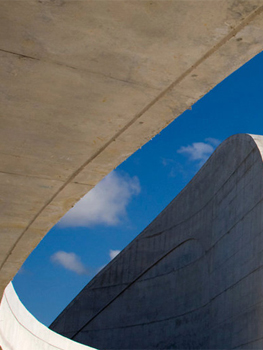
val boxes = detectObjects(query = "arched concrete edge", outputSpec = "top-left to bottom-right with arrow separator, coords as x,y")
0,282 -> 96,350
2,2 -> 263,298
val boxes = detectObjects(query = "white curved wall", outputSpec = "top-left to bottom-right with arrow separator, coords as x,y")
0,283 -> 96,350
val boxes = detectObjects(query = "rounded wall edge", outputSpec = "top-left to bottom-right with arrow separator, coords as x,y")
0,282 -> 97,350
247,133 -> 263,160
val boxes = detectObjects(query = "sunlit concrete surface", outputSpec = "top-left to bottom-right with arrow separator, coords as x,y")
0,282 -> 97,350
1,0 -> 263,297
51,134 -> 263,349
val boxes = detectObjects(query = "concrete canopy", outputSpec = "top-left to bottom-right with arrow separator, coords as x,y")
1,0 -> 263,296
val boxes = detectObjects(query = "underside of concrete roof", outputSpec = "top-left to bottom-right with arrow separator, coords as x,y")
1,0 -> 263,296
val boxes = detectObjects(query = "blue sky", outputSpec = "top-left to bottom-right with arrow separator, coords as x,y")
13,50 -> 263,327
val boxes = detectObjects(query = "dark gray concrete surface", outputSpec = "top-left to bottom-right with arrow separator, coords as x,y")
50,134 -> 263,349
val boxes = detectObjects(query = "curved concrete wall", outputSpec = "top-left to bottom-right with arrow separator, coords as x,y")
51,134 -> 263,349
1,1 -> 263,297
0,282 -> 96,350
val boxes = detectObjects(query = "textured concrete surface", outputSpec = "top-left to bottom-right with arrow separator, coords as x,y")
51,134 -> 263,349
0,283 -> 96,350
1,1 -> 263,297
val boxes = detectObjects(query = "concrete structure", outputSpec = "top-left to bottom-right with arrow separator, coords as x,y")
51,134 -> 263,349
0,282 -> 97,350
1,1 -> 263,297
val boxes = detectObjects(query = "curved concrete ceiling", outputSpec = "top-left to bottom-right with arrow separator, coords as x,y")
1,0 -> 263,296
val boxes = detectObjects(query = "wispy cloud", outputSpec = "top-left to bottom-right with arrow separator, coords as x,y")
59,170 -> 141,227
50,251 -> 89,275
177,138 -> 220,165
109,249 -> 120,260
178,142 -> 214,161
204,137 -> 221,147
161,158 -> 174,167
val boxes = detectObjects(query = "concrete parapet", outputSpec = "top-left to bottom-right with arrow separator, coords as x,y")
51,134 -> 263,349
0,283 -> 96,350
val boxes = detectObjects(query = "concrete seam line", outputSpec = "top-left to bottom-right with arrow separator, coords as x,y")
72,256 -> 208,332
71,194 -> 263,338
1,5 -> 263,273
0,170 -> 65,182
99,270 -> 263,335
0,48 -> 157,90
72,227 -> 263,337
70,238 -> 196,339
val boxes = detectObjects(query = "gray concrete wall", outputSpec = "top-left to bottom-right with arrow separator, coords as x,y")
1,1 -> 263,296
51,134 -> 263,349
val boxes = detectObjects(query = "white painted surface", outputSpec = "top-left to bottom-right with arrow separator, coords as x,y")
0,282 -> 96,350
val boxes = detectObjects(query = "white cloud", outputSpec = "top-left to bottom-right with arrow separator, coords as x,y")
178,142 -> 214,161
177,138 -> 220,164
205,137 -> 221,147
109,249 -> 120,260
59,170 -> 141,227
161,158 -> 174,167
50,251 -> 89,275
